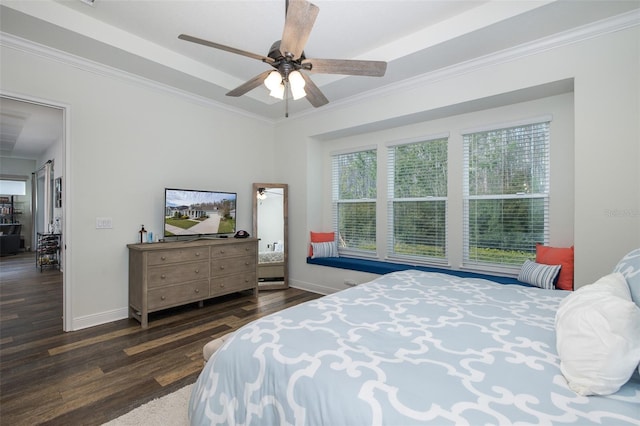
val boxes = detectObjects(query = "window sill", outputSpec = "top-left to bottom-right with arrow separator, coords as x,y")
306,256 -> 524,285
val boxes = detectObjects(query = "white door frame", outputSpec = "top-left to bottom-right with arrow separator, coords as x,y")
1,91 -> 72,332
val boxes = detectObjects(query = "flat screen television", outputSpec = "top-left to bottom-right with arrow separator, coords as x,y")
164,188 -> 237,239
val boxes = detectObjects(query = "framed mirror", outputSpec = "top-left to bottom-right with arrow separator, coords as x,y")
253,183 -> 288,290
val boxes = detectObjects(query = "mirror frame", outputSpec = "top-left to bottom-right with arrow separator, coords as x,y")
252,183 -> 288,290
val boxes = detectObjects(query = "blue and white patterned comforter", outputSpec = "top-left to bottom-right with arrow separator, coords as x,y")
189,270 -> 640,425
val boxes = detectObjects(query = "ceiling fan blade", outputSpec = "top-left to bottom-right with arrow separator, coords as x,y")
300,72 -> 328,108
178,34 -> 274,64
280,0 -> 319,60
226,70 -> 273,97
302,58 -> 387,77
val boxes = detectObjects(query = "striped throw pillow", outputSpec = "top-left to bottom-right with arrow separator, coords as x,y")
311,241 -> 338,259
518,259 -> 562,289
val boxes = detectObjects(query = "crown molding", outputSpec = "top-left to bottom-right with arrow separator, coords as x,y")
2,8 -> 638,125
0,32 -> 275,125
321,8 -> 640,115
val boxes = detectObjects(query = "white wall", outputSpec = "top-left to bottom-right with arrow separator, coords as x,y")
277,26 -> 640,294
39,135 -> 64,219
1,23 -> 638,329
39,135 -> 64,254
1,45 -> 276,330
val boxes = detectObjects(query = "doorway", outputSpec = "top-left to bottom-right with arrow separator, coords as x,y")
0,93 -> 69,331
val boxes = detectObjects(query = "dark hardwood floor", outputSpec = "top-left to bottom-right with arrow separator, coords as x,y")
0,252 -> 322,425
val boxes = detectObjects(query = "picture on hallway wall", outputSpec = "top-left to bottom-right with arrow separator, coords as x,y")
55,177 -> 62,208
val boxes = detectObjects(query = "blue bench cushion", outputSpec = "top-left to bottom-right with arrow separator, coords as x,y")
306,256 -> 524,286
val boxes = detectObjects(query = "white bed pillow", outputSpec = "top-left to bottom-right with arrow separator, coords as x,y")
614,247 -> 640,308
555,272 -> 640,396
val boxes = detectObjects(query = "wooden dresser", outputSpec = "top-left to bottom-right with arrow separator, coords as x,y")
127,238 -> 257,327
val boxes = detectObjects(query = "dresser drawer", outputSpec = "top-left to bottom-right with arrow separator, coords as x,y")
211,272 -> 257,295
148,260 -> 209,288
210,256 -> 255,276
148,280 -> 209,310
210,243 -> 256,259
147,247 -> 207,266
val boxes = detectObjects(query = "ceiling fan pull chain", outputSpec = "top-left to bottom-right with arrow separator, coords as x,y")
285,81 -> 290,118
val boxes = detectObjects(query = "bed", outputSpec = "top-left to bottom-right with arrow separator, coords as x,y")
258,250 -> 285,282
189,264 -> 640,425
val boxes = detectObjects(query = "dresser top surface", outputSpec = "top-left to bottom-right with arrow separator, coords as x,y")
127,237 -> 257,251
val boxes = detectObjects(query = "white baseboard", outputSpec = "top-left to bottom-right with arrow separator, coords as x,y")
69,283 -> 330,331
289,279 -> 337,296
71,307 -> 129,331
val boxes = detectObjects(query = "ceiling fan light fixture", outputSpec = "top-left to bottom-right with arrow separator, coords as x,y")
291,86 -> 306,101
257,188 -> 267,200
270,83 -> 285,100
264,71 -> 283,92
289,70 -> 306,100
179,0 -> 386,116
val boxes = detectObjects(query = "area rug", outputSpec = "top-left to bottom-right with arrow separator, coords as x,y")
103,384 -> 192,426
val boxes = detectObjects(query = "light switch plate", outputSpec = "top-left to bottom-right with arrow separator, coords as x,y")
96,217 -> 113,229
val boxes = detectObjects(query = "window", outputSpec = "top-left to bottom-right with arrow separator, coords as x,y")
387,138 -> 448,261
463,120 -> 550,269
332,149 -> 377,255
0,179 -> 26,196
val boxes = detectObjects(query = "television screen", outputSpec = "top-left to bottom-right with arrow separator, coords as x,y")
164,188 -> 237,238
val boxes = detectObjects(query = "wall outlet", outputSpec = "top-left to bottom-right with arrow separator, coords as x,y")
96,217 -> 113,229
344,279 -> 357,287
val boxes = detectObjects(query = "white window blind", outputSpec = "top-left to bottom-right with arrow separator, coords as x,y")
387,138 -> 448,261
332,149 -> 377,255
463,121 -> 550,269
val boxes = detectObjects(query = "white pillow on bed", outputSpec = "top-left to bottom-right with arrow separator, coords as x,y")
555,272 -> 640,396
614,247 -> 640,308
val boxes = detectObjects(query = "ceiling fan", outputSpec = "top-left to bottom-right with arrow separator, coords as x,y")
178,0 -> 387,116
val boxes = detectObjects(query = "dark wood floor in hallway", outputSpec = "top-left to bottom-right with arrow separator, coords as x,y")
0,252 -> 322,425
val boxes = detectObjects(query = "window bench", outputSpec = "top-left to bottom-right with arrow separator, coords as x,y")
306,256 -> 523,285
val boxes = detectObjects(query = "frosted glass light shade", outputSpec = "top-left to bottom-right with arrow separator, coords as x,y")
264,71 -> 283,91
289,71 -> 306,100
270,83 -> 285,100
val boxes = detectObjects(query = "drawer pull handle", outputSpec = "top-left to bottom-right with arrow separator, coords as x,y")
220,283 -> 225,287
161,256 -> 166,261
161,274 -> 166,279
161,296 -> 166,300
196,252 -> 201,257
194,288 -> 199,294
245,261 -> 249,265
219,266 -> 225,270
195,269 -> 199,274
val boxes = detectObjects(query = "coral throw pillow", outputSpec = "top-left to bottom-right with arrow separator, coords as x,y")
309,232 -> 335,257
536,243 -> 574,290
